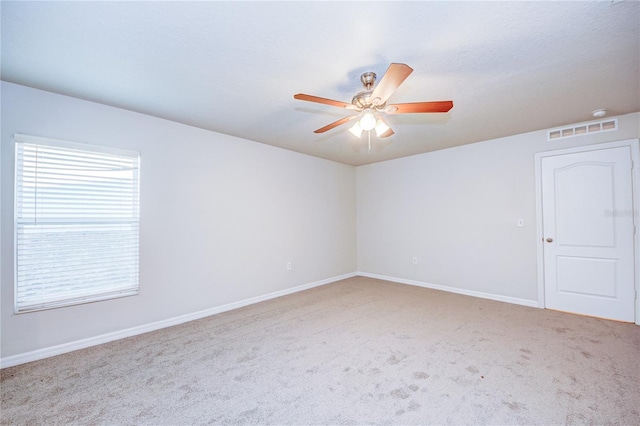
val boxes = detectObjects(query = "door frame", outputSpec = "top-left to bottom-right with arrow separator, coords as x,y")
535,139 -> 640,325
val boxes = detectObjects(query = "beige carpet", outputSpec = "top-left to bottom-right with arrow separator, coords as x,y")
2,276 -> 639,425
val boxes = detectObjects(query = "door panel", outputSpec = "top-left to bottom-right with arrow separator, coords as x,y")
555,163 -> 615,247
556,256 -> 617,297
542,146 -> 635,322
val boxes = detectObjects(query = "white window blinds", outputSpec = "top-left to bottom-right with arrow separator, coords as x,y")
14,135 -> 140,313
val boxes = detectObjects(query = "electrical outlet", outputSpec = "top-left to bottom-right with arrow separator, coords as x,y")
286,262 -> 292,271
412,257 -> 418,265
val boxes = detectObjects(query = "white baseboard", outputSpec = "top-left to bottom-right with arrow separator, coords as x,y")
357,272 -> 540,308
0,272 -> 357,369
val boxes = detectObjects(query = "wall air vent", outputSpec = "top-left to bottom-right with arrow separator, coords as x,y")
547,118 -> 618,141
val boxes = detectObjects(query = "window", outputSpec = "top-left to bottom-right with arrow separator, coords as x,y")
14,134 -> 140,313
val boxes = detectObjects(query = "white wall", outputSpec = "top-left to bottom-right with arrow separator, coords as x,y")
357,113 -> 640,303
1,82 -> 357,359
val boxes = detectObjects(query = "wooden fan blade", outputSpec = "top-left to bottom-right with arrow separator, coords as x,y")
370,63 -> 413,105
294,93 -> 352,109
386,100 -> 454,114
314,116 -> 357,133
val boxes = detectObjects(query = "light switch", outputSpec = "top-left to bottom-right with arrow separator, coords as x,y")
517,218 -> 525,227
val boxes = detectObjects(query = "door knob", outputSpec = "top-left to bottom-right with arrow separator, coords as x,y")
546,237 -> 553,243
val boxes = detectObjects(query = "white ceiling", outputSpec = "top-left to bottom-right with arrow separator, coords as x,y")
2,1 -> 639,166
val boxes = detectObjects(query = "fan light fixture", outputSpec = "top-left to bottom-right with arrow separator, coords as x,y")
349,109 -> 391,138
374,119 -> 390,137
349,122 -> 363,138
360,110 -> 376,131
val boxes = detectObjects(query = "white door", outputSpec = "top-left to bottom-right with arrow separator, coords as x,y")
541,146 -> 635,322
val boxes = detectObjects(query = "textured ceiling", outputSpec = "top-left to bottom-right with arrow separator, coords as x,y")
2,1 -> 639,166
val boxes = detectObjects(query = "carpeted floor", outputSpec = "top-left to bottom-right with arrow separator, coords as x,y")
2,276 -> 639,425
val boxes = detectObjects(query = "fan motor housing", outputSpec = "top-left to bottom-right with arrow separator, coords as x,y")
352,91 -> 385,110
352,91 -> 372,109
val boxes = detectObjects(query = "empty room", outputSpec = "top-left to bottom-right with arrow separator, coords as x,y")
1,1 -> 639,425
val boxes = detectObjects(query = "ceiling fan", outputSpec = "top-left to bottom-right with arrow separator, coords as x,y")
294,63 -> 453,139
